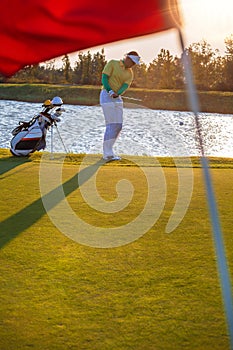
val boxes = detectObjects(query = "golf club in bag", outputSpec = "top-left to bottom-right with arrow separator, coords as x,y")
10,96 -> 65,157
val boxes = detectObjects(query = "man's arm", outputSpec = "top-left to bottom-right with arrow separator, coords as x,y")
102,73 -> 112,92
117,83 -> 129,95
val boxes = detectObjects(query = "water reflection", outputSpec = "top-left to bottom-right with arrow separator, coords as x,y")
0,100 -> 232,157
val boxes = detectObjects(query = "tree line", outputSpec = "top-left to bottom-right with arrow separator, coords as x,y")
1,36 -> 233,91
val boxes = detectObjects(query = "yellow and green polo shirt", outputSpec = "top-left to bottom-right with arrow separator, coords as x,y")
102,60 -> 133,93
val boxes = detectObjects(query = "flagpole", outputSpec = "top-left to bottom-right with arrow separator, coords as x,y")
177,28 -> 233,350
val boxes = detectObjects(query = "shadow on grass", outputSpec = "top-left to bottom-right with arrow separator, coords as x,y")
0,156 -> 32,176
0,159 -> 105,249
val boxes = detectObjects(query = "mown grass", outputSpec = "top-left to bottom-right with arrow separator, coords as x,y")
0,84 -> 100,106
0,149 -> 233,350
0,84 -> 233,113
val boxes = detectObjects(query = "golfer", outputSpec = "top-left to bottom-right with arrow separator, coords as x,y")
100,51 -> 140,161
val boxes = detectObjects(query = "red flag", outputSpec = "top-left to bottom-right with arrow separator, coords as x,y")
0,0 -> 181,76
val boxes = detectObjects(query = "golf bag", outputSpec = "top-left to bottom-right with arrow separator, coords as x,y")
10,98 -> 64,156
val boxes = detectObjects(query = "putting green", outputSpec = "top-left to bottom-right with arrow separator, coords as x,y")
0,149 -> 232,350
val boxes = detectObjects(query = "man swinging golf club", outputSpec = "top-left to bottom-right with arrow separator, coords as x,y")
100,51 -> 141,161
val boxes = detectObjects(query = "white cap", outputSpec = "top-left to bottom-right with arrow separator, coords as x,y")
52,96 -> 63,106
127,54 -> 140,65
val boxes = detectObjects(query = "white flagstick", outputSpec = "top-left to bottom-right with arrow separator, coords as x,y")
178,28 -> 233,350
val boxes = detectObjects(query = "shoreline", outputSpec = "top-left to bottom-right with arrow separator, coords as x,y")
0,83 -> 233,114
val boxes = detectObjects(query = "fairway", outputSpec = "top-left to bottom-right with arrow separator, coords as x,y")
0,150 -> 233,350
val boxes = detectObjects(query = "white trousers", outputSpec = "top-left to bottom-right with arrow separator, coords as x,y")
100,90 -> 123,157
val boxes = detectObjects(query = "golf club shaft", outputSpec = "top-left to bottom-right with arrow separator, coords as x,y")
122,96 -> 142,102
50,125 -> 54,159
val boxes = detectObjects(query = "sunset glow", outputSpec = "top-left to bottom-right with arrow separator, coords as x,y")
66,0 -> 233,66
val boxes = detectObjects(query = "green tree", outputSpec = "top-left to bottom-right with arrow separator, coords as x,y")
81,51 -> 92,84
41,59 -> 58,83
73,49 -> 106,85
73,52 -> 84,84
223,35 -> 233,91
9,64 -> 45,83
73,51 -> 92,84
146,49 -> 177,89
172,55 -> 185,89
132,62 -> 147,88
146,59 -> 160,88
90,49 -> 106,85
62,54 -> 71,82
186,40 -> 220,90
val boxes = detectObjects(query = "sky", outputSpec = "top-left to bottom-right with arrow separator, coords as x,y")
55,0 -> 233,67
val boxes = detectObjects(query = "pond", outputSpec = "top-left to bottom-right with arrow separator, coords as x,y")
0,100 -> 232,157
